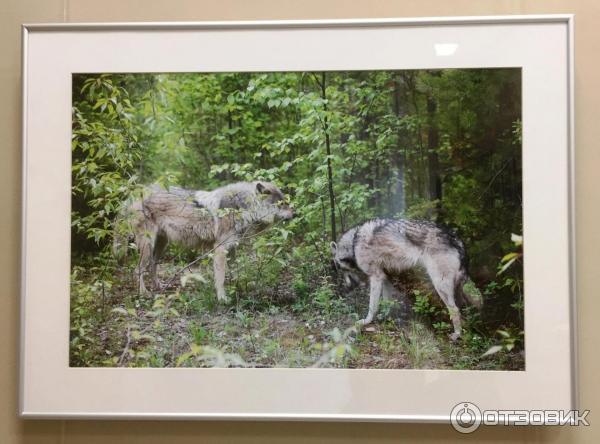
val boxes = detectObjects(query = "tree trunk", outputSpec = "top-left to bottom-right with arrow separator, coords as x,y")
427,92 -> 442,215
392,73 -> 407,215
320,72 -> 337,242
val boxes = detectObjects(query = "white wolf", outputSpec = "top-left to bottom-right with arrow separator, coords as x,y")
330,218 -> 481,340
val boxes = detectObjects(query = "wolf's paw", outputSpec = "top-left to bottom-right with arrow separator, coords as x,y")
449,332 -> 461,342
356,318 -> 370,329
218,296 -> 231,304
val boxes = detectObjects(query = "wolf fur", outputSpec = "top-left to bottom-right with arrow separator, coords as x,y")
330,218 -> 480,341
117,181 -> 293,301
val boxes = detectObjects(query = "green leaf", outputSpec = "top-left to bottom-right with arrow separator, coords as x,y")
482,345 -> 503,357
501,252 -> 520,263
498,257 -> 517,275
176,352 -> 193,367
497,329 -> 511,338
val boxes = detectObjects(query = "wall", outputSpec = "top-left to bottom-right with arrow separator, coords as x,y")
2,1 -> 598,443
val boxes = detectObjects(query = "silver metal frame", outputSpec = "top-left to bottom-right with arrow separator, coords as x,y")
567,14 -> 578,413
20,14 -> 576,421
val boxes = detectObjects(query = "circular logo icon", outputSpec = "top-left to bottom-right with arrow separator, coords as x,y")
450,402 -> 482,433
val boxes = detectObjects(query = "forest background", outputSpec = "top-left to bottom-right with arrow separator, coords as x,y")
70,68 -> 524,370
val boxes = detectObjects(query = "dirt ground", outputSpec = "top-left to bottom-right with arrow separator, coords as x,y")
70,262 -> 524,371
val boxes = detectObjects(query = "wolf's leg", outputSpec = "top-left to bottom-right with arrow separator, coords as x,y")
358,275 -> 384,327
136,256 -> 148,294
151,234 -> 168,290
427,264 -> 462,341
213,245 -> 230,303
382,278 -> 412,322
382,278 -> 409,302
423,256 -> 463,340
381,279 -> 395,301
444,299 -> 462,342
135,231 -> 154,295
434,285 -> 462,341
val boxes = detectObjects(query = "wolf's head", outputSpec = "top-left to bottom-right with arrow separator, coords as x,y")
254,181 -> 294,222
330,228 -> 363,290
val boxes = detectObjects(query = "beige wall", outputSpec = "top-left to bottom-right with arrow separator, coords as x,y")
2,1 -> 598,442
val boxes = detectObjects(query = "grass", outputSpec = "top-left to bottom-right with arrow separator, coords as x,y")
69,255 -> 525,370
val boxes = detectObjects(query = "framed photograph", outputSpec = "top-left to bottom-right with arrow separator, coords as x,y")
21,15 -> 575,422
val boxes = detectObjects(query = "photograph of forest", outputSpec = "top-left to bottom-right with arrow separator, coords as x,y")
70,68 -> 524,370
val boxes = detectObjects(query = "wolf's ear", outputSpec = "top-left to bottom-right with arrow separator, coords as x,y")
330,241 -> 337,255
256,182 -> 269,194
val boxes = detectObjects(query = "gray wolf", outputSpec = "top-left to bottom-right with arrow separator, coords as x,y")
116,181 -> 294,301
330,218 -> 480,340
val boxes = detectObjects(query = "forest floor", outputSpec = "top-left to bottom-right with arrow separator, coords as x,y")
70,257 -> 524,371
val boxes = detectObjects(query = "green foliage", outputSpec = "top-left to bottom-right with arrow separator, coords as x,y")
312,326 -> 358,368
482,328 -> 524,357
376,298 -> 400,321
188,322 -> 210,345
70,266 -> 109,366
412,289 -> 437,317
397,321 -> 442,369
176,344 -> 248,368
481,233 -> 524,358
72,75 -> 143,250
